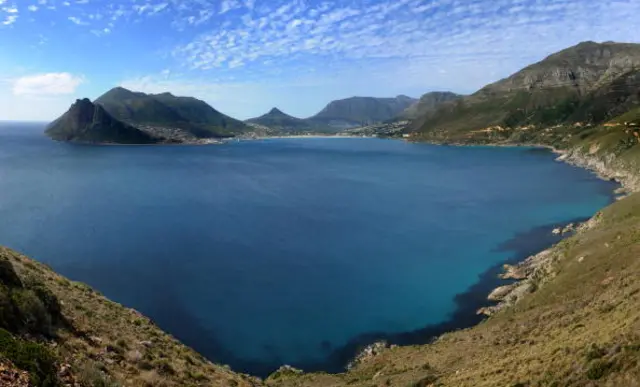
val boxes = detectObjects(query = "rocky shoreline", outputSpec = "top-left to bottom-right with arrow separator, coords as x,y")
473,142 -> 636,317
338,138 -> 632,371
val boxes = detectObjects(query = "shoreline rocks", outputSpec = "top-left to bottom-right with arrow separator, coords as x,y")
347,341 -> 389,370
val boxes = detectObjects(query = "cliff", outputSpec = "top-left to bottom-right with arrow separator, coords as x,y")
45,99 -> 161,144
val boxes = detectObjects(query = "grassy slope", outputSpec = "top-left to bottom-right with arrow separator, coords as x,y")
0,247 -> 262,387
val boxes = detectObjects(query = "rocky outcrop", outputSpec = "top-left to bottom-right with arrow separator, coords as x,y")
559,148 -> 640,192
347,341 -> 389,370
399,92 -> 462,120
45,99 -> 161,144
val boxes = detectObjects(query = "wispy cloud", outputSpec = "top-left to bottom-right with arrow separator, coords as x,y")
3,0 -> 640,119
1,14 -> 16,25
12,72 -> 84,96
68,15 -> 89,25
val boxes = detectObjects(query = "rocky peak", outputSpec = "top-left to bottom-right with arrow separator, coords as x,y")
268,107 -> 285,115
477,41 -> 640,96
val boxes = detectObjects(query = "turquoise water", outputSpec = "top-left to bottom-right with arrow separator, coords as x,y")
0,123 -> 616,375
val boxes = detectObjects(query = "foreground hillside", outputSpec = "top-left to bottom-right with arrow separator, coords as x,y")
0,247 -> 261,386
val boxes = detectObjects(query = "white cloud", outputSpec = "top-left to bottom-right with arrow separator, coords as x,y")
12,73 -> 84,96
220,0 -> 241,14
1,14 -> 16,25
68,16 -> 88,25
28,5 -> 38,11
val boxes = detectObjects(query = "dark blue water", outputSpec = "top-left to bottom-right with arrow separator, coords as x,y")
0,123 -> 616,375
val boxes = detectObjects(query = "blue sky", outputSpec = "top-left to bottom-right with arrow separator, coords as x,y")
1,0 -> 639,121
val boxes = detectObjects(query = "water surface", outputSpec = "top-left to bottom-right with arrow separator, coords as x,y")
0,123 -> 616,375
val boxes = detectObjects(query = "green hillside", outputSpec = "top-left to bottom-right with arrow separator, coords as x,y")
95,87 -> 248,138
413,42 -> 640,139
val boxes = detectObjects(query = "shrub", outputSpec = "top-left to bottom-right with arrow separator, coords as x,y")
11,289 -> 53,336
585,344 -> 606,361
78,362 -> 121,387
0,283 -> 20,330
0,328 -> 59,387
586,360 -> 613,380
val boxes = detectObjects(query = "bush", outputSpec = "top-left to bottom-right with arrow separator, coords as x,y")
11,289 -> 53,336
586,360 -> 613,380
78,362 -> 121,387
0,328 -> 59,387
0,283 -> 20,330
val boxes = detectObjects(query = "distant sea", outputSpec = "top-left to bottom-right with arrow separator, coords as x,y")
0,122 -> 617,376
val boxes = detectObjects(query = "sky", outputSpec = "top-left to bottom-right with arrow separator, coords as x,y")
1,0 -> 639,121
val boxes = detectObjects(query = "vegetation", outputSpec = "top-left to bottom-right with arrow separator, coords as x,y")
414,41 -> 640,140
94,87 -> 248,138
0,329 -> 58,387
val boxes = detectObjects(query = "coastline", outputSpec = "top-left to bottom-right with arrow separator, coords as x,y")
337,137 -> 633,374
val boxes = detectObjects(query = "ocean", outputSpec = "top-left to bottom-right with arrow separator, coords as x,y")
0,122 -> 617,376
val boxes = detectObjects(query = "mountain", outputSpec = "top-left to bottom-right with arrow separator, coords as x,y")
308,95 -> 417,130
95,87 -> 248,138
413,41 -> 640,140
399,91 -> 463,120
246,107 -> 312,132
45,98 -> 160,144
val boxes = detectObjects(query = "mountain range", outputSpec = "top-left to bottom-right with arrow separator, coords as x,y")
47,91 -> 431,143
46,40 -> 640,146
412,41 -> 640,142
